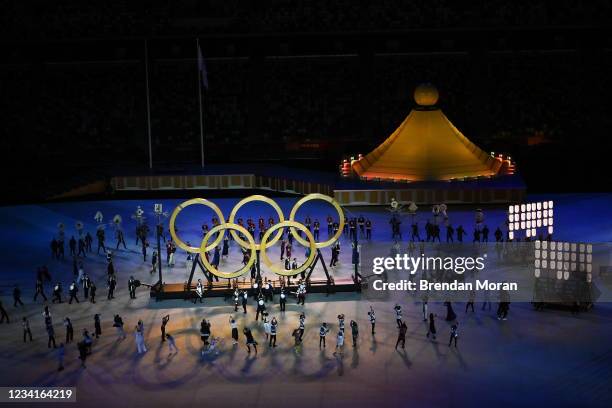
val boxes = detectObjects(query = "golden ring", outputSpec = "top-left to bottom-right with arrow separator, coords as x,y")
289,193 -> 345,249
228,195 -> 285,251
260,221 -> 316,276
200,223 -> 256,279
169,198 -> 225,253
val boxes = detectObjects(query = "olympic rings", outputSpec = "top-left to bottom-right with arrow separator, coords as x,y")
228,195 -> 285,251
168,194 -> 344,279
260,221 -> 317,276
169,198 -> 225,253
289,193 -> 345,249
200,223 -> 256,279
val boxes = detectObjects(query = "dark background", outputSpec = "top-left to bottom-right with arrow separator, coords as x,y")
2,0 -> 611,202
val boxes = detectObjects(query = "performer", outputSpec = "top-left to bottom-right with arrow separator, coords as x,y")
279,287 -> 287,312
298,312 -> 305,340
233,288 -> 240,312
96,228 -> 106,255
194,279 -> 204,304
230,316 -> 239,345
150,250 -> 158,275
263,312 -> 271,341
64,317 -> 73,343
116,229 -> 127,249
34,277 -> 47,302
68,281 -> 79,304
0,301 -> 8,324
313,219 -> 320,240
222,235 -> 229,260
113,314 -> 126,340
326,215 -> 333,235
444,301 -> 457,321
448,322 -> 459,348
368,306 -> 376,334
78,237 -> 87,257
333,330 -> 344,356
94,314 -> 102,338
166,240 -> 176,266
304,215 -> 312,232
290,327 -> 301,354
264,278 -> 274,303
349,218 -> 357,240
482,225 -> 489,242
350,320 -> 359,347
426,313 -> 437,340
319,322 -> 329,347
89,281 -> 96,303
241,290 -> 248,314
13,285 -> 24,307
446,225 -> 455,242
466,290 -> 476,313
365,219 -> 372,240
244,327 -> 257,354
255,295 -> 266,321
43,306 -> 52,326
297,281 -> 306,305
494,227 -> 503,242
107,274 -> 116,300
46,322 -> 56,348
338,313 -> 345,333
85,232 -> 93,252
128,276 -> 137,299
135,324 -> 147,354
394,304 -> 403,328
82,274 -> 91,299
22,317 -> 33,342
269,317 -> 278,347
161,315 -> 169,342
200,319 -> 211,346
357,215 -> 365,238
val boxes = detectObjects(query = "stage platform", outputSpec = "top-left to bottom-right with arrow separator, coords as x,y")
151,277 -> 361,301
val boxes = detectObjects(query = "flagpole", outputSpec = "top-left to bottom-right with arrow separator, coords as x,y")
145,39 -> 153,169
197,38 -> 205,168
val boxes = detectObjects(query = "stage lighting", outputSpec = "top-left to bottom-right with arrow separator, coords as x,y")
526,229 -> 531,237
521,204 -> 526,212
543,201 -> 549,209
548,226 -> 554,234
508,231 -> 514,240
509,205 -> 514,213
537,202 -> 542,210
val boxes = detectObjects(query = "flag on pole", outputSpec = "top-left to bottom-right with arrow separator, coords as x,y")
197,42 -> 209,89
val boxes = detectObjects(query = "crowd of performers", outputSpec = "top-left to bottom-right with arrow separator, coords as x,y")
5,280 -> 500,371
0,207 -> 528,373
